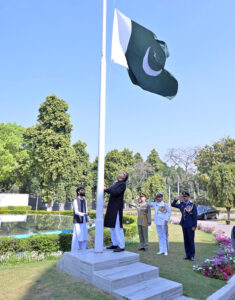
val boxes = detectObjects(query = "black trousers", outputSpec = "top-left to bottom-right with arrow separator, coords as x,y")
182,227 -> 195,258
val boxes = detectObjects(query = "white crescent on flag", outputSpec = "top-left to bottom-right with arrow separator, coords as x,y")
142,47 -> 162,77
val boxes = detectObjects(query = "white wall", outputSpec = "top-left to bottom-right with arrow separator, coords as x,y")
0,194 -> 29,207
0,215 -> 27,222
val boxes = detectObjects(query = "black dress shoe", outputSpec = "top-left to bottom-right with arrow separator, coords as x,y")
138,248 -> 145,251
184,256 -> 190,260
113,246 -> 125,252
106,245 -> 118,250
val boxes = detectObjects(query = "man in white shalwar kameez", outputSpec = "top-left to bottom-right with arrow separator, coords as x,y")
148,192 -> 171,256
71,187 -> 90,252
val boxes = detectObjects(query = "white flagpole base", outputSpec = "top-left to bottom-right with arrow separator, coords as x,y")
95,218 -> 104,252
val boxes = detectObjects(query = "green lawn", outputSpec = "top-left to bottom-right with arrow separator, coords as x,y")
0,224 -> 226,300
0,259 -> 115,300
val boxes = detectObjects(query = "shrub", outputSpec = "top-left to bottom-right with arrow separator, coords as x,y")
0,206 -> 32,214
0,206 -> 32,211
0,237 -> 28,254
27,235 -> 60,253
58,233 -> 73,252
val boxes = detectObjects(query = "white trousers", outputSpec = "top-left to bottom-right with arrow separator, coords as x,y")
109,212 -> 125,249
71,240 -> 87,252
156,225 -> 168,253
71,222 -> 88,252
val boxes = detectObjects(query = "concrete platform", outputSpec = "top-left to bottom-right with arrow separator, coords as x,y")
113,277 -> 182,300
94,262 -> 159,292
56,249 -> 183,300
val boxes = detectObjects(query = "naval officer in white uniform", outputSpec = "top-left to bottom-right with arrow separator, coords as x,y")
148,192 -> 171,256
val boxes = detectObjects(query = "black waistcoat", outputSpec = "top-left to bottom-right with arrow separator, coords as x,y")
73,197 -> 87,224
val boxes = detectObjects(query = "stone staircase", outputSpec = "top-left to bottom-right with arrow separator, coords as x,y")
57,249 -> 184,300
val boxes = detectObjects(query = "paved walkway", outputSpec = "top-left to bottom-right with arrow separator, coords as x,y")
171,217 -> 233,236
198,220 -> 233,237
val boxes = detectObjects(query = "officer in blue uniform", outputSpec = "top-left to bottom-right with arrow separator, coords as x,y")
171,191 -> 197,261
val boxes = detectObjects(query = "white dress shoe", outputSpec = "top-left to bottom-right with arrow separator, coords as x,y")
156,251 -> 163,254
164,252 -> 168,256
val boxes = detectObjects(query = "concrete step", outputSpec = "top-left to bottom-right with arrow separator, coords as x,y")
56,249 -> 139,282
113,277 -> 183,300
93,262 -> 159,292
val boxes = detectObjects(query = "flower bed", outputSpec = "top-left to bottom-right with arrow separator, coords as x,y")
197,223 -> 215,233
0,250 -> 62,265
214,231 -> 232,245
193,231 -> 235,281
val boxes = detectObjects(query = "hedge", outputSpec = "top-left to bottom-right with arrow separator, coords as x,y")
0,234 -> 70,255
0,206 -> 32,214
0,209 -> 96,217
0,214 -> 137,255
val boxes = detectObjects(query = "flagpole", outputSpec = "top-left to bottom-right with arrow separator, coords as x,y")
95,0 -> 107,253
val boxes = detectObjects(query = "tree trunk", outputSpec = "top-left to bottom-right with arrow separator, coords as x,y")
36,196 -> 39,211
226,207 -> 231,224
177,181 -> 180,196
47,201 -> 54,211
168,183 -> 171,205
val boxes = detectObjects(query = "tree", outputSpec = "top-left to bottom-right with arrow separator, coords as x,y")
143,173 -> 167,199
121,148 -> 135,168
127,161 -> 153,193
105,150 -> 123,186
165,147 -> 198,190
73,140 -> 92,189
134,152 -> 143,163
165,147 -> 198,175
195,137 -> 235,175
90,156 -> 98,193
0,123 -> 30,192
146,149 -> 166,173
124,187 -> 133,205
208,163 -> 235,223
24,94 -> 76,205
104,148 -> 135,186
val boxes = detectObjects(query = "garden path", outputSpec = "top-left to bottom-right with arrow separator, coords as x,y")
198,220 -> 233,237
171,217 -> 233,236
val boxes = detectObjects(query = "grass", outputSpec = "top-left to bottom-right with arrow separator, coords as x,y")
0,224 -> 227,300
0,259 -> 115,300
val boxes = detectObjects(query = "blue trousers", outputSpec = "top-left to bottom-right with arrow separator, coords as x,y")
182,227 -> 195,258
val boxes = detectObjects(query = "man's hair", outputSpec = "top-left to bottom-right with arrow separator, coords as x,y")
76,187 -> 84,195
123,172 -> 129,182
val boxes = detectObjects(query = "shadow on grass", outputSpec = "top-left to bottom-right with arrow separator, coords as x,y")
13,259 -> 115,300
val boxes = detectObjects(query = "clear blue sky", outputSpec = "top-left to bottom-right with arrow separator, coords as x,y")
0,0 -> 234,162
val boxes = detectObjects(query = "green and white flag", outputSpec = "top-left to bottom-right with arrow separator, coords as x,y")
111,9 -> 178,99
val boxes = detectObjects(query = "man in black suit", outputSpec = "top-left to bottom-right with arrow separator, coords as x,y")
104,172 -> 128,252
171,191 -> 197,261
